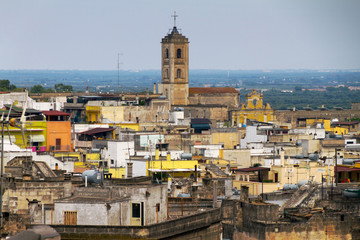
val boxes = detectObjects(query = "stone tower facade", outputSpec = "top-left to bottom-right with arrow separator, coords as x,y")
159,26 -> 189,106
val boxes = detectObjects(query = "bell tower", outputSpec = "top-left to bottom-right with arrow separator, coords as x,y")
159,12 -> 189,106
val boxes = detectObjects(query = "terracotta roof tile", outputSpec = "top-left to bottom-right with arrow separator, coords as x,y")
42,110 -> 70,116
189,87 -> 238,94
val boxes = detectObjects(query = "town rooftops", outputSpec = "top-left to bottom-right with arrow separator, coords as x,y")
189,87 -> 238,94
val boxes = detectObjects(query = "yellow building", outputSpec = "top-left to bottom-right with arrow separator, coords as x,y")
212,131 -> 238,149
85,105 -> 139,131
147,151 -> 199,179
7,120 -> 47,149
86,105 -> 101,123
304,118 -> 348,135
233,156 -> 334,194
231,90 -> 275,127
269,161 -> 334,188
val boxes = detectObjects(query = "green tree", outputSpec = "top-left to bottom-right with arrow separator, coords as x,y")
294,86 -> 302,92
30,85 -> 55,93
30,85 -> 46,93
55,83 -> 73,92
0,79 -> 17,91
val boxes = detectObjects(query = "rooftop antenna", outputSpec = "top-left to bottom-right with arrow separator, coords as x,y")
117,53 -> 123,94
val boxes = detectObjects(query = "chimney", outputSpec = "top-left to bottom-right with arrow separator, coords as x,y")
241,186 -> 249,202
280,150 -> 285,166
153,83 -> 157,94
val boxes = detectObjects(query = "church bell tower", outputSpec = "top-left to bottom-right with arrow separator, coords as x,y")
159,12 -> 189,106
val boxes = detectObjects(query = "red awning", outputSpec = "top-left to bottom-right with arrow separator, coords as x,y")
79,128 -> 114,136
42,110 -> 70,116
336,166 -> 360,172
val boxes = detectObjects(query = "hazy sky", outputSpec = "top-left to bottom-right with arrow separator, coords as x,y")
1,0 -> 359,70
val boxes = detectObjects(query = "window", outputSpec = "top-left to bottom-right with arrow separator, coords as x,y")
111,159 -> 114,165
56,138 -> 61,150
64,211 -> 77,225
177,69 -> 181,78
165,48 -> 169,58
156,203 -> 160,212
132,203 -> 141,218
165,69 -> 169,78
177,48 -> 182,58
252,99 -> 257,107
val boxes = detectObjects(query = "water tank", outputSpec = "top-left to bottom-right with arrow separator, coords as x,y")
177,193 -> 191,198
82,170 -> 103,185
309,154 -> 319,161
343,159 -> 355,165
283,184 -> 298,191
297,180 -> 308,187
180,153 -> 192,160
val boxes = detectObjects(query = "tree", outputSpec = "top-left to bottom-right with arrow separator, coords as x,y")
55,83 -> 73,92
30,85 -> 46,93
294,86 -> 302,92
30,85 -> 54,93
0,79 -> 17,91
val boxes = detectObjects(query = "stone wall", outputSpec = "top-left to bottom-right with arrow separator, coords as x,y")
275,109 -> 360,126
222,199 -> 360,240
188,93 -> 239,108
3,180 -> 72,214
181,105 -> 229,122
49,208 -> 221,240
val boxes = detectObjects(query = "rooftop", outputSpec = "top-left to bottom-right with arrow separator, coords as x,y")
189,87 -> 238,94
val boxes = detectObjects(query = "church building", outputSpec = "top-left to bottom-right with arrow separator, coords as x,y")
157,14 -> 240,123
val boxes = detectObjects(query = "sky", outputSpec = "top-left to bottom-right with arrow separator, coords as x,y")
0,0 -> 360,70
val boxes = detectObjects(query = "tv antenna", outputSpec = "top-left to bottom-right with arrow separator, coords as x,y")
117,53 -> 123,93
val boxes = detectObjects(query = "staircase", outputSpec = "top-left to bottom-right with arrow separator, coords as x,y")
206,163 -> 228,177
33,161 -> 57,178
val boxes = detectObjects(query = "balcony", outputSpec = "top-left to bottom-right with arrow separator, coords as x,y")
73,140 -> 92,148
50,145 -> 70,152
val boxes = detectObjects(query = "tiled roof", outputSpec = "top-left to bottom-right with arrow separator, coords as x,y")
42,110 -> 70,116
189,87 -> 238,94
79,128 -> 114,135
335,166 -> 360,172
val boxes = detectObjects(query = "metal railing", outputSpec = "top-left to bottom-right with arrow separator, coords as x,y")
50,145 -> 70,152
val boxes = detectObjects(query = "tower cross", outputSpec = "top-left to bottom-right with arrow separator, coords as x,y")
171,11 -> 178,27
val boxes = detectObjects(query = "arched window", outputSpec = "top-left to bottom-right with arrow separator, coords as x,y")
177,49 -> 182,58
165,49 -> 169,58
177,69 -> 181,78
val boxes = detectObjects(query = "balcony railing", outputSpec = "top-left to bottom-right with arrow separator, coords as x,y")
73,140 -> 92,148
50,145 -> 70,152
